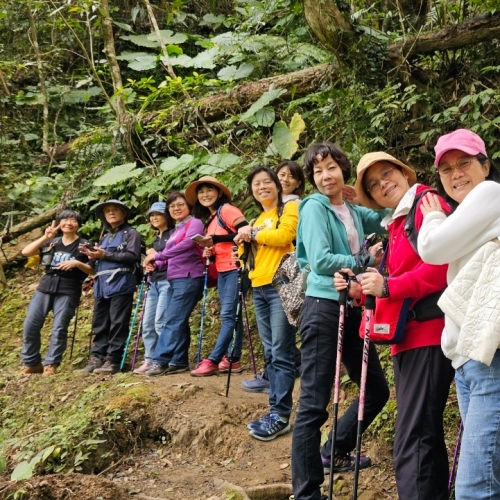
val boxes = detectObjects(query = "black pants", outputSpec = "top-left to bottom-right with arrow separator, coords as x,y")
91,293 -> 134,364
291,297 -> 389,500
393,345 -> 454,500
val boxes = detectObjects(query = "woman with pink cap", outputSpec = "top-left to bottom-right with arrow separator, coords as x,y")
418,129 -> 500,500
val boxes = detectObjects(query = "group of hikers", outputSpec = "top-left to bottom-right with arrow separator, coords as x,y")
18,128 -> 500,500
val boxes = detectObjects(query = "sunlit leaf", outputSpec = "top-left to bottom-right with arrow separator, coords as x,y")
120,34 -> 158,48
198,164 -> 224,175
217,62 -> 254,81
206,153 -> 240,169
113,21 -> 133,32
159,154 -> 194,173
240,86 -> 287,121
128,55 -> 157,71
190,48 -> 219,69
289,113 -> 306,140
272,123 -> 296,159
147,30 -> 187,45
93,163 -> 143,187
168,54 -> 193,68
11,461 -> 33,481
248,107 -> 275,127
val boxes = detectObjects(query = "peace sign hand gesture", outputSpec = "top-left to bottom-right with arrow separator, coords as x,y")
44,220 -> 61,240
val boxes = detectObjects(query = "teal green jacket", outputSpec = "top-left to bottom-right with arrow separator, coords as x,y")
296,193 -> 389,301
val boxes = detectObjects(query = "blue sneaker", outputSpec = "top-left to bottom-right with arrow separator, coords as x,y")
322,453 -> 372,474
247,413 -> 272,431
241,372 -> 270,394
249,413 -> 291,441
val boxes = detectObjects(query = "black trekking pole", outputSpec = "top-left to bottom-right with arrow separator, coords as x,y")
131,276 -> 151,371
448,420 -> 463,498
240,242 -> 257,375
69,306 -> 79,360
196,257 -> 210,365
120,276 -> 147,371
241,280 -> 257,376
226,246 -> 244,397
352,293 -> 375,500
328,274 -> 349,500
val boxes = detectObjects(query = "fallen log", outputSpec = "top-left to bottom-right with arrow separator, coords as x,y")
0,206 -> 58,244
142,63 -> 331,127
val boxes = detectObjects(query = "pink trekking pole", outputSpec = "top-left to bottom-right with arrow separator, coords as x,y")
328,274 -> 348,500
352,294 -> 375,499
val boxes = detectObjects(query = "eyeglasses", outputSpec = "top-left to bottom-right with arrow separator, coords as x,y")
438,157 -> 473,177
366,167 -> 395,193
168,202 -> 187,210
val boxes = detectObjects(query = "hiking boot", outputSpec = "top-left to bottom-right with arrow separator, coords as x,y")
249,413 -> 291,441
19,363 -> 44,376
164,364 -> 188,375
241,372 -> 270,394
145,363 -> 170,377
191,359 -> 219,377
93,360 -> 120,374
322,453 -> 372,474
75,357 -> 104,373
42,364 -> 58,376
218,356 -> 243,373
133,360 -> 153,374
247,412 -> 272,431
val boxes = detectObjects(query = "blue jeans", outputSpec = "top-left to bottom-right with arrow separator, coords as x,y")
252,284 -> 296,417
141,280 -> 170,362
208,270 -> 243,363
153,277 -> 203,367
455,350 -> 500,500
21,290 -> 79,366
292,297 -> 389,500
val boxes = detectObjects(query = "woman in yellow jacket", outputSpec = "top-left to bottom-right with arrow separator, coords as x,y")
235,166 -> 298,441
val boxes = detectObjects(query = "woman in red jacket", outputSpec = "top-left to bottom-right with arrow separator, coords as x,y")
335,152 -> 453,500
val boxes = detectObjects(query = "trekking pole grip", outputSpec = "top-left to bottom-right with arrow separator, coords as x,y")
339,272 -> 349,305
365,294 -> 376,309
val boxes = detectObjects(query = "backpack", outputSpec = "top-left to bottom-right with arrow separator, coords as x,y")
403,188 -> 438,254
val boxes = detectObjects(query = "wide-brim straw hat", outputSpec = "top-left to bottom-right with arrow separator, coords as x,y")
94,199 -> 130,221
354,152 -> 417,209
184,176 -> 232,205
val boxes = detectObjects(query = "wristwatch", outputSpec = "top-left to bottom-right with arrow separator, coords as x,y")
382,277 -> 390,298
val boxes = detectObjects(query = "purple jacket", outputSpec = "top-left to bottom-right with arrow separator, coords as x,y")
154,217 -> 205,280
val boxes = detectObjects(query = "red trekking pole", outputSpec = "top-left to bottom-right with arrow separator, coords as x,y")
328,275 -> 349,500
352,293 -> 375,500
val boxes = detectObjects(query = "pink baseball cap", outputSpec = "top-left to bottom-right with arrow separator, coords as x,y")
434,129 -> 487,167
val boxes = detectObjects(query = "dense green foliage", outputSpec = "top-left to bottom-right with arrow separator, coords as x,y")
1,0 -> 499,237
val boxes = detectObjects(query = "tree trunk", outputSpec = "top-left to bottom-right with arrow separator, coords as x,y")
388,11 -> 500,64
301,0 -> 354,56
301,1 -> 500,67
100,0 -> 129,126
26,4 -> 52,166
143,63 -> 331,127
0,206 -> 58,245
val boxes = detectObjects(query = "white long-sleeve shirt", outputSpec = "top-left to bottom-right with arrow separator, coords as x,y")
418,180 -> 500,368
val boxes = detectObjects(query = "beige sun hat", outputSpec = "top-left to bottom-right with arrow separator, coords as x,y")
354,152 -> 417,209
184,176 -> 232,206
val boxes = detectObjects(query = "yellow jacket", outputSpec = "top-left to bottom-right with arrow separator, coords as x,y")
249,202 -> 298,287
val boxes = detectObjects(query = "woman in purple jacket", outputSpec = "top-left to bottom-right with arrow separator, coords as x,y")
142,192 -> 205,376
